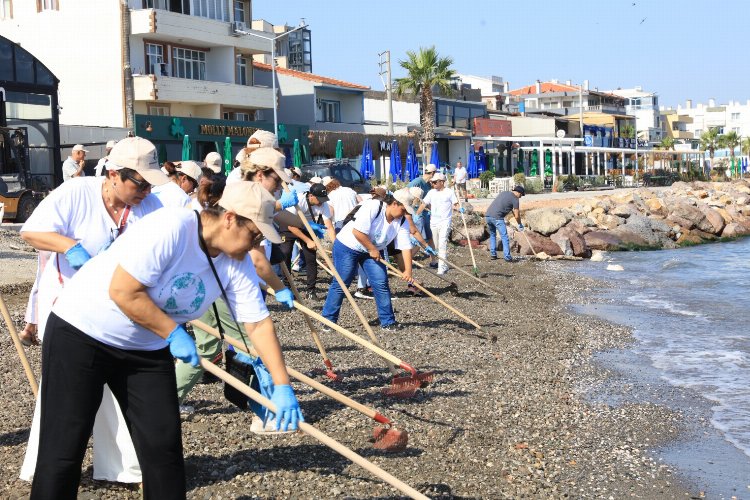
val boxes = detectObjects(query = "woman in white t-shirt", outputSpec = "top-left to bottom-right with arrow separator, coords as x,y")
19,137 -> 167,486
416,173 -> 462,275
323,176 -> 361,232
30,181 -> 303,499
321,188 -> 415,331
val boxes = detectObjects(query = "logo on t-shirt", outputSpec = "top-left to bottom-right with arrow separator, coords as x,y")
159,273 -> 206,315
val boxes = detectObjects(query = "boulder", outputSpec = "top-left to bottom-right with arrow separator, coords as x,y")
645,198 -> 668,217
590,249 -> 606,262
551,226 -> 590,258
715,208 -> 734,224
698,206 -> 725,235
584,231 -> 624,251
610,226 -> 651,247
668,201 -> 707,229
666,213 -> 695,230
676,231 -> 703,246
517,231 -> 563,256
596,214 -> 625,230
524,208 -> 571,236
567,217 -> 596,235
721,223 -> 750,238
611,204 -> 641,218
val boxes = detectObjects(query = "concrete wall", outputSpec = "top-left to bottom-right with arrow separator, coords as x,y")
363,97 -> 419,133
508,116 -> 556,136
205,46 -> 235,84
314,88 -> 362,124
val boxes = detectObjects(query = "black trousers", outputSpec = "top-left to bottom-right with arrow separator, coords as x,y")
279,235 -> 318,290
31,313 -> 185,500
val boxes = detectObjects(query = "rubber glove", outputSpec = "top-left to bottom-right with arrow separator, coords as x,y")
166,325 -> 200,366
424,246 -> 438,256
233,350 -> 255,365
270,384 -> 304,431
274,287 -> 295,309
64,242 -> 91,270
412,212 -> 423,223
458,207 -> 466,214
308,222 -> 326,239
279,189 -> 298,209
518,223 -> 524,231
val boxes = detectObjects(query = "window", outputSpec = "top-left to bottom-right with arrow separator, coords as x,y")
453,105 -> 470,129
1,0 -> 12,20
287,29 -> 312,72
731,112 -> 741,120
233,0 -> 244,23
36,0 -> 57,11
436,103 -> 452,127
172,47 -> 206,80
235,55 -> 248,85
694,129 -> 702,137
146,43 -> 166,75
733,127 -> 740,134
235,112 -> 249,121
191,0 -> 228,22
320,99 -> 340,123
148,105 -> 169,116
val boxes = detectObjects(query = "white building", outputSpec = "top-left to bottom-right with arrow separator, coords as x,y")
674,98 -> 750,139
607,86 -> 663,143
251,19 -> 312,73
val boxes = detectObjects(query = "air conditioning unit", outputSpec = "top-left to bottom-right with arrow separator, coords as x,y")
231,21 -> 246,34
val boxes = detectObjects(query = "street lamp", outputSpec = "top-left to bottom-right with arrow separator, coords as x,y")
237,20 -> 308,137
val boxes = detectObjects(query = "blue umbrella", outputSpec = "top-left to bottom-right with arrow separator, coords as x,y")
466,144 -> 478,178
406,140 -> 419,181
478,146 -> 486,174
430,143 -> 439,172
389,140 -> 402,182
359,138 -> 374,180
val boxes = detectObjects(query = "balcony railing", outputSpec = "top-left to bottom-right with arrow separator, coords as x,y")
134,75 -> 273,109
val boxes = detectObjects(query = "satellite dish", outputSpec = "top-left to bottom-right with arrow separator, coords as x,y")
556,129 -> 566,139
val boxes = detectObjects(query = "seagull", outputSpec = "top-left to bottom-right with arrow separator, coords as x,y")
632,2 -> 636,5
640,17 -> 647,24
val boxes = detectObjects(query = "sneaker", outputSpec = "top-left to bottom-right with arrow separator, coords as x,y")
490,255 -> 498,260
429,262 -> 439,269
179,405 -> 195,415
250,415 -> 295,435
380,322 -> 402,332
305,289 -> 318,301
291,264 -> 301,272
504,257 -> 515,263
354,288 -> 374,299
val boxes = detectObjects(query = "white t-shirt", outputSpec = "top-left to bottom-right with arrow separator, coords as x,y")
62,157 -> 83,182
20,177 -> 163,339
454,167 -> 467,183
286,193 -> 331,223
151,180 -> 191,208
328,186 -> 359,224
336,199 -> 412,253
423,188 -> 458,224
53,208 -> 269,351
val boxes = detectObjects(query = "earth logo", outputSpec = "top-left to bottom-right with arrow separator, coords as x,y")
158,273 -> 206,315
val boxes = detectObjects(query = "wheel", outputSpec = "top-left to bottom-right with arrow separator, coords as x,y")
15,193 -> 38,223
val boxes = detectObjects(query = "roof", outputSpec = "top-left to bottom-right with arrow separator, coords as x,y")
253,62 -> 369,90
508,81 -> 623,99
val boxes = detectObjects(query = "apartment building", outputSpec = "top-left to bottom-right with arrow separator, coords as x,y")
607,86 -> 662,142
251,19 -> 312,73
673,99 -> 750,139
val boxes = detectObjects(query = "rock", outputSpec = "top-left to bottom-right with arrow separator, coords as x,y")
666,213 -> 694,230
644,198 -> 668,217
517,231 -> 563,256
667,201 -> 708,229
584,231 -> 624,251
611,204 -> 640,218
698,206 -> 725,235
590,249 -> 606,262
591,207 -> 605,216
715,208 -> 734,224
551,226 -> 591,258
524,208 -> 571,236
596,214 -> 625,230
606,264 -> 624,271
721,222 -> 750,238
567,217 -> 596,234
676,231 -> 704,246
609,226 -> 651,247
550,232 -> 573,256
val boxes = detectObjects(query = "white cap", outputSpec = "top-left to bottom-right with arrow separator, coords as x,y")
72,144 -> 89,153
106,137 -> 169,186
392,188 -> 415,215
247,129 -> 278,149
424,164 -> 437,173
322,176 -> 334,186
218,181 -> 281,244
247,147 -> 292,183
204,151 -> 223,173
176,160 -> 203,183
291,166 -> 302,177
408,186 -> 424,200
105,140 -> 117,149
236,149 -> 250,163
309,176 -> 322,184
432,172 -> 446,181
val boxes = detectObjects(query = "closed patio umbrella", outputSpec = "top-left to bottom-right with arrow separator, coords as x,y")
477,146 -> 486,174
389,140 -> 402,182
293,139 -> 302,168
335,139 -> 344,160
466,145 -> 478,178
430,143 -> 439,172
181,134 -> 192,161
223,137 -> 232,176
406,140 -> 419,181
359,138 -> 374,180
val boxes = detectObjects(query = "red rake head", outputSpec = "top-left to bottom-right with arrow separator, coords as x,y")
323,359 -> 343,382
392,370 -> 435,389
372,426 -> 409,452
381,381 -> 419,399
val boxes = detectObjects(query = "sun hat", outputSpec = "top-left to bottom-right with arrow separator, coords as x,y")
105,140 -> 117,149
308,183 -> 330,202
424,164 -> 437,173
235,149 -> 249,163
218,181 -> 281,244
176,161 -> 203,183
513,185 -> 526,196
431,172 -> 446,182
72,144 -> 89,153
392,188 -> 415,215
247,129 -> 278,149
291,167 -> 302,177
106,137 -> 169,186
408,186 -> 424,200
309,176 -> 322,184
247,147 -> 292,183
322,176 -> 334,186
204,152 -> 223,173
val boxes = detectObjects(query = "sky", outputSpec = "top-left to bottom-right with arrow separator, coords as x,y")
253,0 -> 749,109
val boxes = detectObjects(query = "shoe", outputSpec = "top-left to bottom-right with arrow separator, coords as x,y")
250,415 -> 295,435
305,289 -> 318,301
179,405 -> 195,415
354,288 -> 374,299
504,257 -> 515,263
319,324 -> 332,333
429,262 -> 438,269
291,264 -> 301,272
380,322 -> 402,332
490,255 -> 498,260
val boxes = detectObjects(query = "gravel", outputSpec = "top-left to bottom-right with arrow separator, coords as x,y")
0,230 -> 698,498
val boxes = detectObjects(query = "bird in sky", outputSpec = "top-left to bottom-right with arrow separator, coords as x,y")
640,17 -> 647,24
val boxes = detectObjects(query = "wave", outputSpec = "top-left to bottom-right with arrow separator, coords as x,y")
626,294 -> 705,318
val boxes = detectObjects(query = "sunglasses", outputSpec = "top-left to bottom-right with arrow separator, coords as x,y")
123,172 -> 152,192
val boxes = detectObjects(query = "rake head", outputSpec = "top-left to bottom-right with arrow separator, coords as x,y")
372,425 -> 409,452
448,282 -> 459,296
381,380 -> 419,398
392,370 -> 434,388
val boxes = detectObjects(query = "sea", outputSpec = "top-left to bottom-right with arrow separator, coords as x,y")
568,237 -> 750,496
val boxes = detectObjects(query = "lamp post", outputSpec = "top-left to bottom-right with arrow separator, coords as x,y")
238,21 -> 308,137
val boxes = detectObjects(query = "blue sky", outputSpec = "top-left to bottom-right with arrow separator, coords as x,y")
253,0 -> 749,108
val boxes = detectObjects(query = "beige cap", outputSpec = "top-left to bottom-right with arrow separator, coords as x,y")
218,181 -> 281,244
247,147 -> 291,183
107,137 -> 169,186
291,167 -> 302,177
105,140 -> 117,149
72,144 -> 89,153
177,161 -> 203,183
247,129 -> 278,149
432,172 -> 446,182
235,149 -> 250,163
392,188 -> 415,215
309,176 -> 322,184
322,176 -> 333,186
408,186 -> 424,200
424,164 -> 437,173
204,152 -> 223,173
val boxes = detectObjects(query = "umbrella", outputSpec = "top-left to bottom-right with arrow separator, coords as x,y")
430,143 -> 439,172
466,144 -> 478,178
359,138 -> 374,180
389,140 -> 402,182
293,139 -> 302,168
477,146 -> 486,174
302,144 -> 309,164
284,147 -> 292,167
158,143 -> 168,165
406,140 -> 419,181
181,134 -> 192,161
335,139 -> 344,160
223,137 -> 232,176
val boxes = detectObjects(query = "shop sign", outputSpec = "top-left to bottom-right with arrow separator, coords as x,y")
473,118 -> 512,137
199,124 -> 260,137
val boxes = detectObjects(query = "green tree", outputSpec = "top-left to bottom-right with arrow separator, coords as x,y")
742,137 -> 750,157
620,123 -> 635,139
658,136 -> 676,171
395,46 -> 456,164
719,130 -> 741,177
700,127 -> 721,164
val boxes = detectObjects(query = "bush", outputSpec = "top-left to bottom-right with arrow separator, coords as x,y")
524,178 -> 544,194
478,170 -> 495,188
513,173 -> 526,187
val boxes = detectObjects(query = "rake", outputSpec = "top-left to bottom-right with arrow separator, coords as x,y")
455,192 -> 480,277
411,258 -> 459,296
0,293 -> 38,397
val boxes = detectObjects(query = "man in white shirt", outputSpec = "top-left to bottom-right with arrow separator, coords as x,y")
94,140 -> 117,177
453,161 -> 468,202
62,144 -> 88,182
416,173 -> 462,275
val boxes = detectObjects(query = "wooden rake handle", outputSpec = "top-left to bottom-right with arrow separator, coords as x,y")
455,188 -> 478,271
0,294 -> 38,397
415,241 -> 506,296
199,359 -> 428,500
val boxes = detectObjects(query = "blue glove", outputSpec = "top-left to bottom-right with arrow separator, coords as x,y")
166,325 -> 200,367
518,223 -> 524,231
64,242 -> 91,270
274,287 -> 294,309
308,222 -> 326,239
270,384 -> 304,431
412,212 -> 423,223
458,207 -> 466,214
424,246 -> 438,256
279,189 -> 298,209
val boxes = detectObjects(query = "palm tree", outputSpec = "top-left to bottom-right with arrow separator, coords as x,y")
719,130 -> 740,177
620,123 -> 635,139
394,46 -> 456,164
658,136 -> 676,172
700,127 -> 721,166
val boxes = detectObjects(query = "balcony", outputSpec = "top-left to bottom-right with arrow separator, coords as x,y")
130,9 -> 269,54
134,75 -> 273,109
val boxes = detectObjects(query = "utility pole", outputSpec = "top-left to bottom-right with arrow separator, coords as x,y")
378,51 -> 394,135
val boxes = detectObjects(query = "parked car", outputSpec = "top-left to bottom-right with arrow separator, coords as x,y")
300,161 -> 372,194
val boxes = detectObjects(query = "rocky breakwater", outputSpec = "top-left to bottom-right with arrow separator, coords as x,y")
452,180 -> 750,257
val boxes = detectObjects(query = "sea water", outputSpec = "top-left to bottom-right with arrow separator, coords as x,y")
570,238 -> 750,461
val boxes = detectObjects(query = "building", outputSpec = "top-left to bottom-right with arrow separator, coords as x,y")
454,74 -> 514,113
671,98 -> 750,139
607,86 -> 662,143
659,107 -> 694,143
251,19 -> 312,73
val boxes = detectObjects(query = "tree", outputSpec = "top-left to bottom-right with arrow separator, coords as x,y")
700,127 -> 721,164
719,130 -> 740,177
743,136 -> 750,157
394,46 -> 456,164
658,136 -> 675,171
620,123 -> 635,139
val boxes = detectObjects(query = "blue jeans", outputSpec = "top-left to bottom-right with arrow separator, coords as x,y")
486,216 -> 511,260
322,240 -> 396,327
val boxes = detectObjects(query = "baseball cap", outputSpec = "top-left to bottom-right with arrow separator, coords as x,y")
247,129 -> 278,149
322,176 -> 333,186
235,149 -> 250,163
408,186 -> 424,200
309,176 -> 322,184
309,183 -> 329,202
513,185 -> 526,196
105,140 -> 117,149
291,167 -> 302,177
432,172 -> 446,182
424,164 -> 437,173
204,152 -> 223,173
392,188 -> 415,215
176,161 -> 203,183
218,181 -> 281,244
106,137 -> 169,186
247,147 -> 292,183
72,144 -> 89,153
